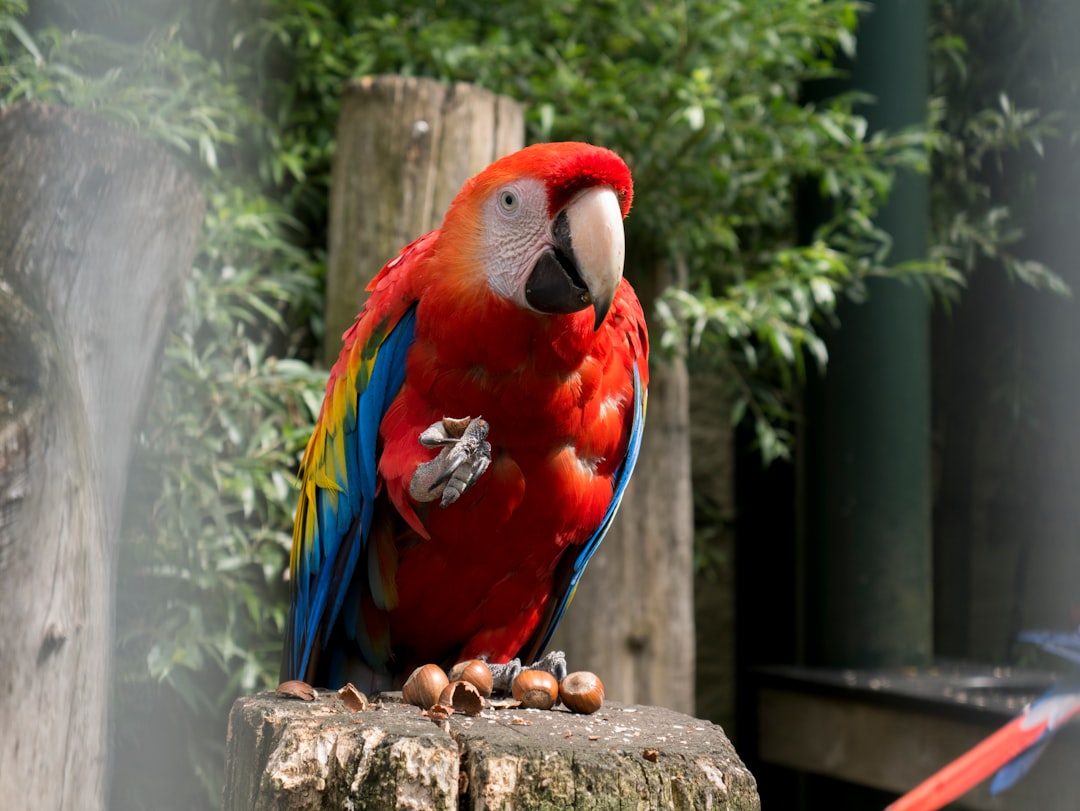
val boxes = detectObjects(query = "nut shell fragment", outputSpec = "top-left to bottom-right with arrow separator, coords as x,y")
426,703 -> 453,722
448,659 -> 494,697
337,682 -> 369,711
438,679 -> 484,716
275,680 -> 316,701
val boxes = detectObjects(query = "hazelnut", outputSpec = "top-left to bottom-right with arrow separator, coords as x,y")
559,671 -> 604,714
438,679 -> 484,716
512,669 -> 559,710
402,663 -> 449,709
448,659 -> 493,697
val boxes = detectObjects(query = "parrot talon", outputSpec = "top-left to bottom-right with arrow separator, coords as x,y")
488,658 -> 523,695
528,649 -> 568,684
409,417 -> 492,506
487,651 -> 569,697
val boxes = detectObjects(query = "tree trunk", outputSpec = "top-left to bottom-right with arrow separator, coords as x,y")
324,75 -> 524,363
0,102 -> 203,810
691,371 -> 737,736
223,690 -> 759,810
553,257 -> 697,716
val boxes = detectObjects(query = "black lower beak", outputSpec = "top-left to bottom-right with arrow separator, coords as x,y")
524,209 -> 595,320
524,249 -> 592,317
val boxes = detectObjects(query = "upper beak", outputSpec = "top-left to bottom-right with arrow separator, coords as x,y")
523,187 -> 625,330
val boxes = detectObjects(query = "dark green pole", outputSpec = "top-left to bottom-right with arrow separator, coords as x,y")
802,0 -> 932,668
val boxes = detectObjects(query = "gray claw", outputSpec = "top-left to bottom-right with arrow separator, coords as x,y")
487,651 -> 568,697
409,417 -> 492,507
528,650 -> 568,684
488,658 -> 523,695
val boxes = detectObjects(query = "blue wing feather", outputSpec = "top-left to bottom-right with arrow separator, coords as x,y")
1019,628 -> 1080,666
990,736 -> 1052,794
988,628 -> 1080,794
288,306 -> 417,681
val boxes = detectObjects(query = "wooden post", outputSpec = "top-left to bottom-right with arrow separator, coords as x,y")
324,75 -> 524,362
0,102 -> 204,810
223,691 -> 760,810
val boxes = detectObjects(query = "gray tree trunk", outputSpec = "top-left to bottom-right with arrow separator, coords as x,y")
0,102 -> 203,810
324,75 -> 525,363
690,371 -> 737,735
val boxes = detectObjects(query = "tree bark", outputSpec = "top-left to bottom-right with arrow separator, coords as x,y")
0,102 -> 203,810
223,691 -> 759,810
324,75 -> 524,363
553,257 -> 697,716
691,371 -> 737,736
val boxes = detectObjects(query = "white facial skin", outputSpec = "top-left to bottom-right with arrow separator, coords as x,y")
481,178 -> 625,321
481,177 -> 553,306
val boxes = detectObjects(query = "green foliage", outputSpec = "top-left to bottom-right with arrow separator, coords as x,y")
0,15 -> 243,170
930,0 -> 1073,298
1,0 -> 1071,807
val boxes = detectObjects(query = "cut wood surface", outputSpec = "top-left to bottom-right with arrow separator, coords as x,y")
224,690 -> 760,810
0,102 -> 203,810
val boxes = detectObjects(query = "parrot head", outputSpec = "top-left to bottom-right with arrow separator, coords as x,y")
438,142 -> 633,330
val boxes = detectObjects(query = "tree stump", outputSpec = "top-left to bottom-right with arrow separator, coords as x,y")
0,102 -> 204,810
324,74 -> 525,363
223,690 -> 760,810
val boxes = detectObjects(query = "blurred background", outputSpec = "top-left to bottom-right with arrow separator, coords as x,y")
3,0 -> 1078,808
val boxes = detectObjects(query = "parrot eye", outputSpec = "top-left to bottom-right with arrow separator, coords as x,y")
497,188 -> 520,214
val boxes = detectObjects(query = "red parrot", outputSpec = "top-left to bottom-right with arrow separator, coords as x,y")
886,629 -> 1080,811
282,142 -> 648,692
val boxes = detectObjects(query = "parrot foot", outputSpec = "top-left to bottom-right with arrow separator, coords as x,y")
487,650 -> 568,696
409,416 -> 491,508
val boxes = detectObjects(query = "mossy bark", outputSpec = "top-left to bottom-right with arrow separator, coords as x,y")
224,691 -> 759,810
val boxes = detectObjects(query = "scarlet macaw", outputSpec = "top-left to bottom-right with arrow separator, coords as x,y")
282,142 -> 648,692
886,629 -> 1080,811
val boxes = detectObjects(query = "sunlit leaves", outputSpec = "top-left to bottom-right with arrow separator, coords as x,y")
0,24 -> 244,174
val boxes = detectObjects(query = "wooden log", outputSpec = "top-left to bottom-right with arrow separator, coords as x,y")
223,690 -> 760,810
324,75 -> 524,363
0,102 -> 204,810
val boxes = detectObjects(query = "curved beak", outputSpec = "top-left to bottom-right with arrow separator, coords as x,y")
524,187 -> 625,330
